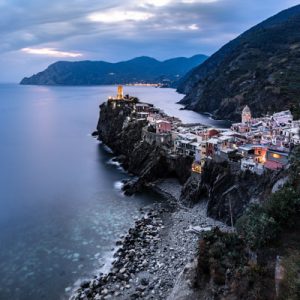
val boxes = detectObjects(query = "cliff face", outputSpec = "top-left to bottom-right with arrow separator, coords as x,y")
97,102 -> 145,158
178,5 -> 300,121
181,159 -> 284,225
98,101 -> 284,222
97,102 -> 193,193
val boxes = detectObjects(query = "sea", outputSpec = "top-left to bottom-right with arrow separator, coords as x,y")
0,84 -> 227,300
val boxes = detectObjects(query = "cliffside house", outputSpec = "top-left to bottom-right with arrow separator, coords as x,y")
174,133 -> 200,156
156,120 -> 172,134
264,148 -> 289,170
241,158 -> 264,175
135,103 -> 152,112
272,110 -> 293,126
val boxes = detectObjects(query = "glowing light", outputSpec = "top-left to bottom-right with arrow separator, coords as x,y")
272,153 -> 281,159
88,11 -> 153,23
21,48 -> 82,58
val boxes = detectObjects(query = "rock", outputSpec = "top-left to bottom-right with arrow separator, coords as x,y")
91,131 -> 99,137
141,278 -> 149,286
80,281 -> 90,289
102,288 -> 108,295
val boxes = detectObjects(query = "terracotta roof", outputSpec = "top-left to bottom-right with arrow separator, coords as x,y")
264,160 -> 283,170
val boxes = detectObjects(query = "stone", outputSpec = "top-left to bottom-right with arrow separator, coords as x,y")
80,281 -> 90,289
141,278 -> 149,286
102,288 -> 108,295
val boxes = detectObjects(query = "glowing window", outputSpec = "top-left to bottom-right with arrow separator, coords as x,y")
272,153 -> 281,159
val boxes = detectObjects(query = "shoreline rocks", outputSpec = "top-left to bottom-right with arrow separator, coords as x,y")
72,198 -> 229,300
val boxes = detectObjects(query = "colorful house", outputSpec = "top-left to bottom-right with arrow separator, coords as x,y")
264,148 -> 289,170
156,120 -> 172,134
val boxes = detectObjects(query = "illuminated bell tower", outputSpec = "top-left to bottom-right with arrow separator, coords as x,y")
117,85 -> 123,100
242,105 -> 252,123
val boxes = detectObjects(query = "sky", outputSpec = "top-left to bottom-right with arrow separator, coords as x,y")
0,0 -> 299,82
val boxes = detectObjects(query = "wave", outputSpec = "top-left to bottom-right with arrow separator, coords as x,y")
114,180 -> 124,191
107,158 -> 125,173
68,247 -> 121,300
102,145 -> 113,154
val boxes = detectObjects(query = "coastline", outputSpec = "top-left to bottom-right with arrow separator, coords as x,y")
71,155 -> 228,299
74,89 -> 286,299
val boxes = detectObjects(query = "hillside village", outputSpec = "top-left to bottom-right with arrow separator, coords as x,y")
107,86 -> 300,176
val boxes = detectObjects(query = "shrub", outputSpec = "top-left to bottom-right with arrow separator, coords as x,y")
236,204 -> 279,249
279,251 -> 300,300
197,228 -> 247,286
265,186 -> 300,227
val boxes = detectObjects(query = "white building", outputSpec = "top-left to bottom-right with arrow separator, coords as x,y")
272,110 -> 293,126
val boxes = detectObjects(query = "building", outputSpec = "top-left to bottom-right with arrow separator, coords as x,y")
174,133 -> 199,156
135,103 -> 152,112
242,105 -> 252,123
108,86 -> 139,109
206,138 -> 219,157
241,158 -> 264,175
156,120 -> 172,134
272,110 -> 293,126
192,160 -> 205,174
117,85 -> 123,99
253,145 -> 267,163
264,148 -> 289,170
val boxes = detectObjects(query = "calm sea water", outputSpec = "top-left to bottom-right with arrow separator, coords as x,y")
0,84 -> 224,300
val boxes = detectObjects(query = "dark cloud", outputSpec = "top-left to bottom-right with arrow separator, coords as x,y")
0,0 -> 299,81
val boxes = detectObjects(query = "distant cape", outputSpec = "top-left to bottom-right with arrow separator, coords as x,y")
20,55 -> 208,87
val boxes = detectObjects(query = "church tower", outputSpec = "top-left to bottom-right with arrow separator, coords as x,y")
117,85 -> 124,100
242,105 -> 251,123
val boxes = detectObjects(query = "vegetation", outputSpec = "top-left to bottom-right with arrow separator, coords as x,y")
20,55 -> 207,86
236,204 -> 279,249
265,187 -> 300,227
197,228 -> 247,286
279,251 -> 300,300
178,5 -> 300,121
195,147 -> 300,298
236,146 -> 300,250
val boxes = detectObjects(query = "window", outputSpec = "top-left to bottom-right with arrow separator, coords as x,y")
272,153 -> 281,159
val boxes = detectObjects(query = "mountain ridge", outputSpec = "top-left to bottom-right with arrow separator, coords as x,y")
178,5 -> 300,121
20,55 -> 208,86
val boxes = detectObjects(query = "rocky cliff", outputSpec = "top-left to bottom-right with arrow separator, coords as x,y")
97,100 -> 284,223
97,101 -> 193,193
95,100 -> 300,300
178,5 -> 300,121
181,159 -> 285,225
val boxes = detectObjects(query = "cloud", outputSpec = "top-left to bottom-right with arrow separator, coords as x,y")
182,0 -> 220,3
87,10 -> 154,23
0,0 -> 299,81
21,47 -> 82,57
139,0 -> 171,7
188,24 -> 200,30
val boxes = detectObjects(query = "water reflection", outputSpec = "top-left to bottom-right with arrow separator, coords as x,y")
0,84 -> 225,300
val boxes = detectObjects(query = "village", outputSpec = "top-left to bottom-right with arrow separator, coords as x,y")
108,86 -> 300,175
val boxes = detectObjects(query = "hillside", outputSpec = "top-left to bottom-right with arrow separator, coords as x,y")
20,55 -> 207,86
178,5 -> 300,121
